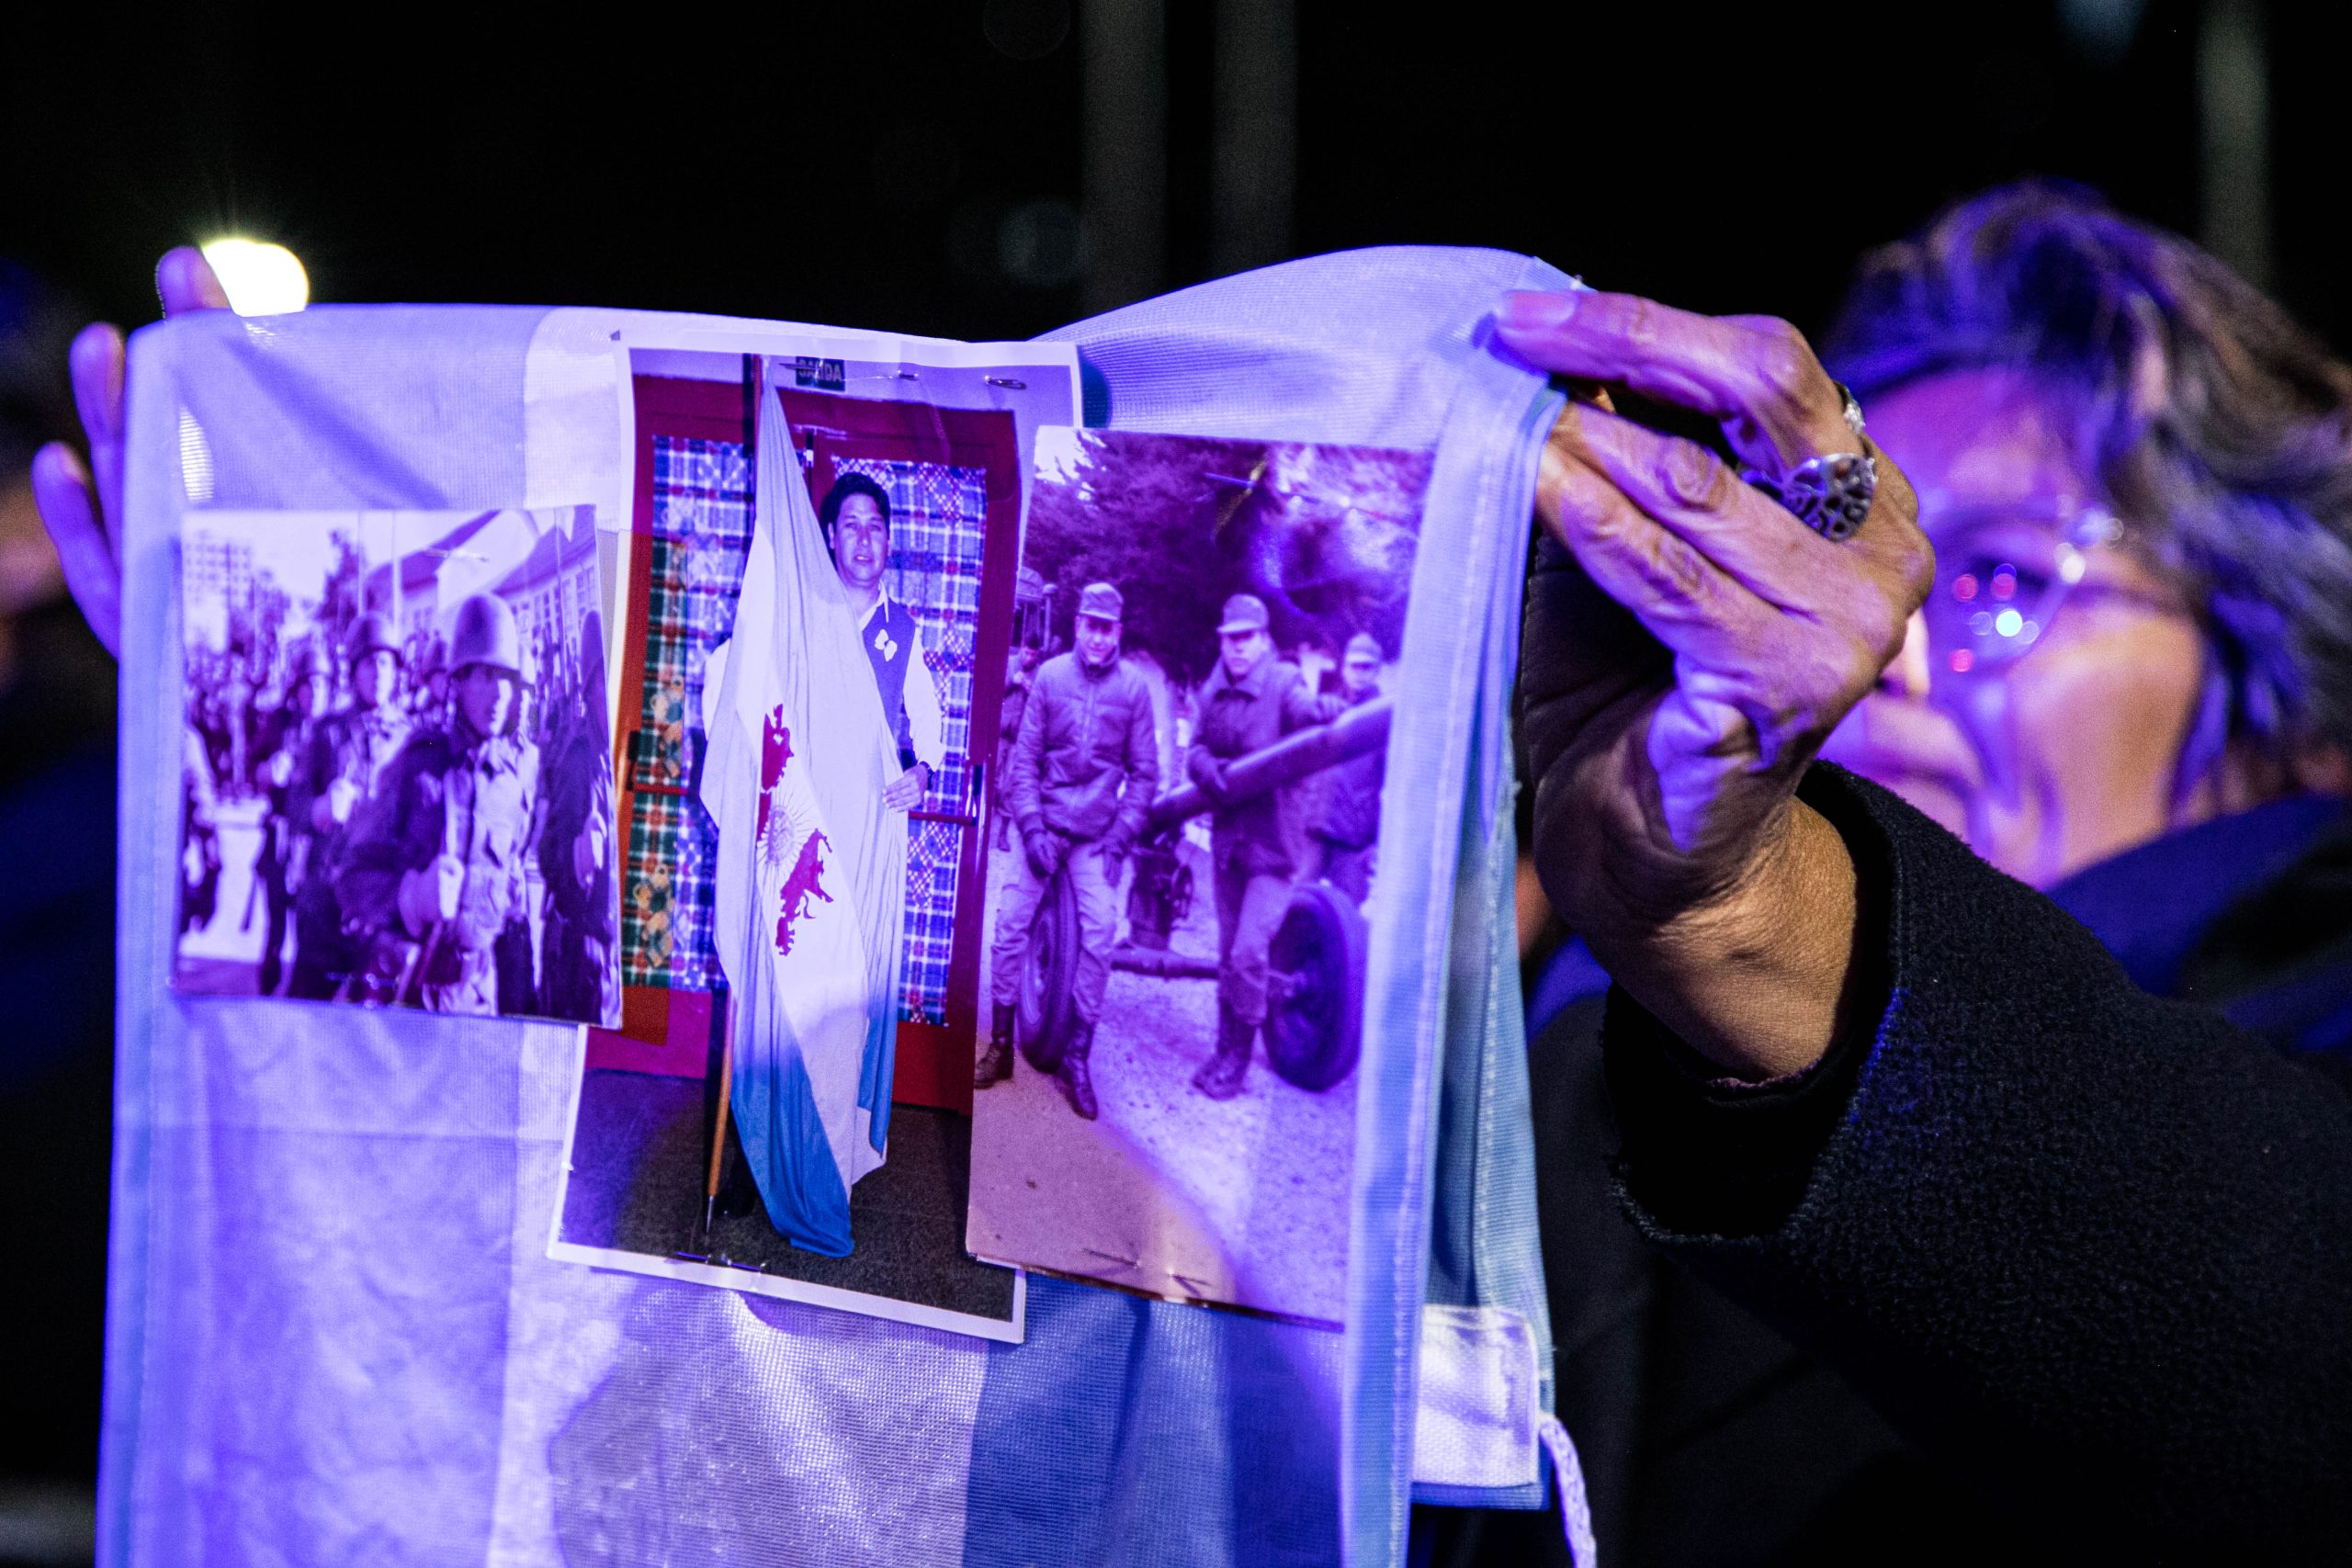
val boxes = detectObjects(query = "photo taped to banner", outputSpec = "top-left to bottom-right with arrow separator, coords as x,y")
174,505 -> 622,1027
967,429 -> 1434,1325
549,330 -> 1078,1342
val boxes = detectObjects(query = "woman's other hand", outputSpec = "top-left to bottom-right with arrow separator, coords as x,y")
28,248 -> 231,657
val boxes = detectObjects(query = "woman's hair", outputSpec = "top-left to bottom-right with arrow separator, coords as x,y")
1824,179 -> 2352,765
817,470 -> 892,547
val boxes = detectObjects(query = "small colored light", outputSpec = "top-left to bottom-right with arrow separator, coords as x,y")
1995,608 -> 2024,637
2058,549 -> 2086,584
1990,570 -> 2017,601
1951,573 -> 1978,603
1969,610 -> 1995,636
1949,649 -> 1974,673
199,238 -> 310,316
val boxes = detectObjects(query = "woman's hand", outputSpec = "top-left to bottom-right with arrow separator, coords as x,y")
28,247 -> 232,657
1501,290 -> 1932,1078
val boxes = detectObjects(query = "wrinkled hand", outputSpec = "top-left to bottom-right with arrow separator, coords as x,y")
1023,828 -> 1064,881
1499,290 -> 1931,1077
28,248 -> 232,659
882,763 -> 929,812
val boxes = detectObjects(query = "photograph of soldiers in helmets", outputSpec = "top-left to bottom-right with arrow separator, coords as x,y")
175,506 -> 621,1028
967,428 -> 1431,1323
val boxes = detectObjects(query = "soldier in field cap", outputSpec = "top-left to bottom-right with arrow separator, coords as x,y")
336,593 -> 538,1014
981,579 -> 1158,1118
1185,592 -> 1342,1099
1306,630 -> 1387,906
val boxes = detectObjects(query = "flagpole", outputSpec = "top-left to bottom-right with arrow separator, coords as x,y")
699,993 -> 736,1247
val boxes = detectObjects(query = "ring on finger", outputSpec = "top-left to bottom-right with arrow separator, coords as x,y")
1739,383 -> 1875,542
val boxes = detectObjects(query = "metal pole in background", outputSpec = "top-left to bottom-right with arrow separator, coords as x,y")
2198,0 -> 2271,289
1210,0 -> 1296,279
1080,0 -> 1168,316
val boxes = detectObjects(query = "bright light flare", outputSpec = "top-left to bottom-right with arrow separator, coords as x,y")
199,239 -> 310,316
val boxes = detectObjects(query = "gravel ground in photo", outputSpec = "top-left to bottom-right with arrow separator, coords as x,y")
967,837 -> 1355,1323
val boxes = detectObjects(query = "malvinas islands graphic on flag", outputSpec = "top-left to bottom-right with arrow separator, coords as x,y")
700,372 -> 907,1258
759,714 -> 835,953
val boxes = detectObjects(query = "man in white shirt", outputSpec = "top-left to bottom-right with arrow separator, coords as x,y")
818,471 -> 944,812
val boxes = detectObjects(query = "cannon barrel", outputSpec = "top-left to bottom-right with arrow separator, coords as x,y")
1145,696 -> 1391,835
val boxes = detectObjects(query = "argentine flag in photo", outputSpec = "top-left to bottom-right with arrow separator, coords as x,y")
700,370 -> 906,1257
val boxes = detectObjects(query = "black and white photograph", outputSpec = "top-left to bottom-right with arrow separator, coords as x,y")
174,505 -> 622,1026
967,428 -> 1433,1323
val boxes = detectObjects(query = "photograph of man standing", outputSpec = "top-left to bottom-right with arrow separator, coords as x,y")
1187,593 -> 1341,1100
980,581 -> 1158,1118
818,472 -> 942,813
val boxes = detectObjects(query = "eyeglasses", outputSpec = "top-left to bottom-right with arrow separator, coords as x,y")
1919,502 -> 2174,675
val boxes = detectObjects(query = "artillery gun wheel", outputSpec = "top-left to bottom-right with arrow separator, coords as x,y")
1016,867 -> 1079,1072
1264,881 -> 1366,1092
1167,858 -> 1194,928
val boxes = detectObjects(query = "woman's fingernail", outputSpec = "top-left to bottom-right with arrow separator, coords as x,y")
1498,289 -> 1577,334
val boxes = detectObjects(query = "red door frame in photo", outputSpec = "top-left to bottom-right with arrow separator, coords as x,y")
592,368 -> 1019,1116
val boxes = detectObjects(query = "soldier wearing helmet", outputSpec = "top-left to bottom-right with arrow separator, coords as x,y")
285,613 -> 413,999
537,611 -> 620,1027
251,638 -> 334,995
494,623 -> 547,1012
412,634 -> 450,730
335,593 -> 538,1015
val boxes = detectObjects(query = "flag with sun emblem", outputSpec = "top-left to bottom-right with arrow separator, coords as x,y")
700,371 -> 906,1257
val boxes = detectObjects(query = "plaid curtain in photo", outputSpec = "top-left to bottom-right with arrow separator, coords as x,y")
835,457 -> 988,1026
619,437 -> 753,992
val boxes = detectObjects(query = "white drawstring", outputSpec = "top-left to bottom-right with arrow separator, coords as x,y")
1537,1414 -> 1599,1568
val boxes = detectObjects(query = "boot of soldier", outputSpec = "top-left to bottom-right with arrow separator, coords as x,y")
974,1002 -> 1017,1089
1191,1004 -> 1254,1100
1057,1022 -> 1100,1121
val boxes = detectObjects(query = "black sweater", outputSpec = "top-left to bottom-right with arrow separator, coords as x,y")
1420,767 -> 2352,1566
1607,765 -> 2352,1559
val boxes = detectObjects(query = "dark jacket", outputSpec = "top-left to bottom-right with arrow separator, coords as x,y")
336,718 -> 537,954
298,705 -> 411,877
1007,650 -> 1158,845
1187,653 -> 1336,877
539,725 -> 619,1026
1309,684 -> 1385,852
1425,769 -> 2352,1565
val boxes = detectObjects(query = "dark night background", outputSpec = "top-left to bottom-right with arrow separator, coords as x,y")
5,2 -> 2345,348
0,0 -> 2340,1561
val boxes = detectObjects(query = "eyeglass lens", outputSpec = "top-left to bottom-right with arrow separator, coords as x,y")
1920,508 -> 2118,675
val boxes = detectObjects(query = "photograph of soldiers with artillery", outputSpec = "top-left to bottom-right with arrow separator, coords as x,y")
174,506 -> 622,1027
967,429 -> 1430,1323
